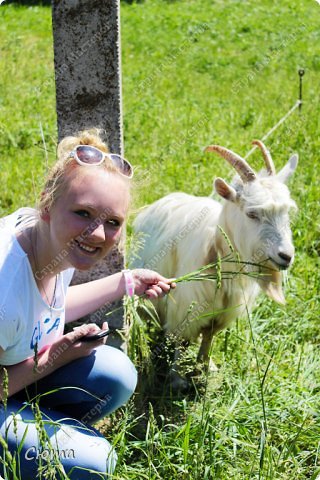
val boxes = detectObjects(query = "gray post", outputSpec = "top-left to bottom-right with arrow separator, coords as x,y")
52,0 -> 125,348
52,0 -> 123,152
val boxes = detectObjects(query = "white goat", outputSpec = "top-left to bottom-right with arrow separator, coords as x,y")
132,141 -> 298,387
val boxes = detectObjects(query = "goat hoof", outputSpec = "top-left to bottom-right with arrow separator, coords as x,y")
169,371 -> 190,392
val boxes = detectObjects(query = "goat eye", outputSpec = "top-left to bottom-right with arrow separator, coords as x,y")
246,211 -> 259,220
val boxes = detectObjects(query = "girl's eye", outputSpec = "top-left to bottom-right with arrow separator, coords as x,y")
107,219 -> 120,228
75,210 -> 90,218
246,210 -> 259,220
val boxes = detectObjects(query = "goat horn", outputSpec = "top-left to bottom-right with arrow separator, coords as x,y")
252,140 -> 276,176
205,145 -> 256,183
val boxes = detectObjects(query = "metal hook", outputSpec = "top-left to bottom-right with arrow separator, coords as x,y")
298,69 -> 305,112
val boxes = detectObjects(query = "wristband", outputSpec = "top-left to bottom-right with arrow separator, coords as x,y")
122,269 -> 135,297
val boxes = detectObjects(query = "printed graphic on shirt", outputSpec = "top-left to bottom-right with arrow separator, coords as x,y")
30,312 -> 63,351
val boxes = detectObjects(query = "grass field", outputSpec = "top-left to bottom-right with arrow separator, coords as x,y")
1,0 -> 320,478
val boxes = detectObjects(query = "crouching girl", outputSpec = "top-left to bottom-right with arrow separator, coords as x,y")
0,129 -> 173,479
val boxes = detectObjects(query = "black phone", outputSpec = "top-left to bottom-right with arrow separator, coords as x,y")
80,329 -> 111,342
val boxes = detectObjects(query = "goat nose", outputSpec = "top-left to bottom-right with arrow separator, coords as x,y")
278,251 -> 292,265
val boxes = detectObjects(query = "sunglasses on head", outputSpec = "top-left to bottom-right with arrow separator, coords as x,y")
68,145 -> 133,178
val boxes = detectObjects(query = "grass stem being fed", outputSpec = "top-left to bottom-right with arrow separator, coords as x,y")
172,255 -> 277,285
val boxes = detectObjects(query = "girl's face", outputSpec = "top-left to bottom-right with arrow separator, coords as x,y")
46,167 -> 130,271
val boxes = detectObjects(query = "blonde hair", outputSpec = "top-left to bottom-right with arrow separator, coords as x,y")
39,128 -> 129,212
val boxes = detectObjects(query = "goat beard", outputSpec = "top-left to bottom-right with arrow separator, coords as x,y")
257,263 -> 285,305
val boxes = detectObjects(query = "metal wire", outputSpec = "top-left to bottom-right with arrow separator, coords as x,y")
245,100 -> 302,160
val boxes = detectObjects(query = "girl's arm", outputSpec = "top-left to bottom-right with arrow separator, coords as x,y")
0,323 -> 107,399
65,269 -> 174,323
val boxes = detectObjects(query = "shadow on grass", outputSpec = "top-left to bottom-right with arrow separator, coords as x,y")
129,333 -> 207,439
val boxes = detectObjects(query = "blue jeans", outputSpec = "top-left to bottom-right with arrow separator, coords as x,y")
0,345 -> 137,479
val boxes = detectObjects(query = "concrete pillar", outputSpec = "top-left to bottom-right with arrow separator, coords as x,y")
52,0 -> 125,348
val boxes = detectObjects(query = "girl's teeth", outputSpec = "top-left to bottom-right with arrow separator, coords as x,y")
77,241 -> 96,253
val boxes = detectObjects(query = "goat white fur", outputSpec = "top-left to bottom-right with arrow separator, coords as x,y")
132,141 -> 298,382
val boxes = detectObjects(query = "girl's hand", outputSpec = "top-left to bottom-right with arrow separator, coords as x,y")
51,322 -> 109,367
131,269 -> 176,299
70,321 -> 110,345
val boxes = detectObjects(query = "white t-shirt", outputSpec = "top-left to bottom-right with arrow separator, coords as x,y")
0,208 -> 74,366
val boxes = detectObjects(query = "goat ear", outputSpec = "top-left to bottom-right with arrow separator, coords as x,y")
214,178 -> 237,202
276,154 -> 298,184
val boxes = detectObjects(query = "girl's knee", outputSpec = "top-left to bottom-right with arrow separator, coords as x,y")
91,346 -> 137,415
113,349 -> 138,396
67,442 -> 117,479
1,405 -> 117,480
95,345 -> 138,395
50,419 -> 118,479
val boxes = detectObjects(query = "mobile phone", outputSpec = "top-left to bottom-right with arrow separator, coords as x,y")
80,329 -> 111,342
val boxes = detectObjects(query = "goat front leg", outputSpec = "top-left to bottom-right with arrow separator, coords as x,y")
169,339 -> 190,391
197,326 -> 218,372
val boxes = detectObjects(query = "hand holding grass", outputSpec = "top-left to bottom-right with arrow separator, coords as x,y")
132,269 -> 176,299
130,256 -> 274,304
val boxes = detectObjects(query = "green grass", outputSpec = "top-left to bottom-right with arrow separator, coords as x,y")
1,0 -> 320,478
